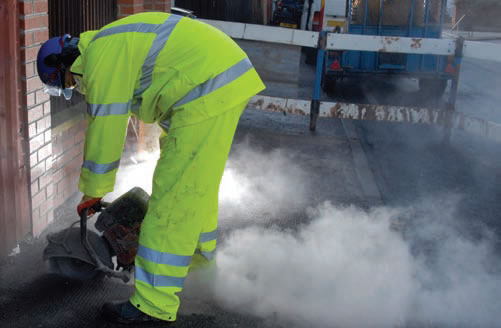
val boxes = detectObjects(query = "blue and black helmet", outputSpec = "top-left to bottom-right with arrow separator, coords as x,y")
37,34 -> 80,88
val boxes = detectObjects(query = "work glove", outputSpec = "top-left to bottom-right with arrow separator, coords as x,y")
77,195 -> 102,218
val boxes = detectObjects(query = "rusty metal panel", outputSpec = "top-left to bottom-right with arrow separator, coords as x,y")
0,0 -> 31,258
248,95 -> 501,143
326,33 -> 456,56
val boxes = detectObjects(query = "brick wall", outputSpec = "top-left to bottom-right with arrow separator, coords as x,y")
18,0 -> 171,238
51,119 -> 87,212
19,0 -> 54,237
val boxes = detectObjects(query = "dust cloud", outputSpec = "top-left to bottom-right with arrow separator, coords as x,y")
212,143 -> 501,327
113,138 -> 501,328
219,139 -> 311,221
107,150 -> 159,200
212,199 -> 501,328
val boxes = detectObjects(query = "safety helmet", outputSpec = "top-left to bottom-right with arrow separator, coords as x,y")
37,34 -> 80,99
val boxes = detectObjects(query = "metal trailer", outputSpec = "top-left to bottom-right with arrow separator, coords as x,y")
323,0 -> 452,98
201,18 -> 501,143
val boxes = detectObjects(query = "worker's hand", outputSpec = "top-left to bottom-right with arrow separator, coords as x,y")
77,195 -> 102,218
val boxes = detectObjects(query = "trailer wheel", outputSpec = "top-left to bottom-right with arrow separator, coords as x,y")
419,78 -> 448,98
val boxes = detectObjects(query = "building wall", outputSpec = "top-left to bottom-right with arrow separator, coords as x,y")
0,0 -> 32,258
19,0 -> 54,237
17,0 -> 171,239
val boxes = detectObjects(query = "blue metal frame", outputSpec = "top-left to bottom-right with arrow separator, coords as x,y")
326,0 -> 451,79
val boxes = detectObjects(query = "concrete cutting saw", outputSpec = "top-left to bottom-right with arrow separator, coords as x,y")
43,187 -> 149,282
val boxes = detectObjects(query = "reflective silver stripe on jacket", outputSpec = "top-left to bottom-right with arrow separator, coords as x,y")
135,15 -> 182,98
89,15 -> 183,112
173,58 -> 253,108
87,101 -> 131,117
137,245 -> 192,267
135,266 -> 185,288
82,159 -> 120,174
92,23 -> 158,42
199,229 -> 217,243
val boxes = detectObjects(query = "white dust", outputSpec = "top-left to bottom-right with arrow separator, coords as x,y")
114,138 -> 501,327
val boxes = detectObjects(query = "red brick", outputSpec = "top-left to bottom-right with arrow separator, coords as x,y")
53,141 -> 63,157
61,137 -> 75,154
31,161 -> 46,181
22,46 -> 40,63
119,5 -> 144,16
75,128 -> 87,143
21,1 -> 33,15
56,179 -> 67,195
33,29 -> 49,44
33,1 -> 48,14
32,214 -> 48,237
31,180 -> 39,195
28,122 -> 37,138
38,143 -> 52,161
32,188 -> 46,209
24,62 -> 35,79
36,115 -> 51,134
54,193 -> 65,208
39,172 -> 52,188
26,76 -> 43,93
46,182 -> 55,198
41,15 -> 48,28
52,168 -> 64,184
35,89 -> 50,104
40,196 -> 54,216
55,150 -> 74,171
45,156 -> 54,171
28,104 -> 43,123
21,31 -> 34,46
144,3 -> 154,10
44,129 -> 52,143
154,0 -> 171,11
68,155 -> 82,172
29,133 -> 45,152
47,209 -> 55,224
32,206 -> 40,223
27,92 -> 36,107
22,15 -> 43,31
43,102 -> 51,115
30,152 -> 38,168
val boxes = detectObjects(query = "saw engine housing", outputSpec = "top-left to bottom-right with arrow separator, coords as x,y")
95,187 -> 149,269
44,187 -> 150,281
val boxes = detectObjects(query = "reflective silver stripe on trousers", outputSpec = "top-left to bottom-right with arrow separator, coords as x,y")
82,159 -> 120,174
199,230 -> 217,243
137,245 -> 192,267
92,23 -> 158,42
135,15 -> 182,98
87,101 -> 131,117
135,266 -> 185,288
173,58 -> 253,108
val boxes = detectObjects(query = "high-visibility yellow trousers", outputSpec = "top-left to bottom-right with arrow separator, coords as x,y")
129,100 -> 247,322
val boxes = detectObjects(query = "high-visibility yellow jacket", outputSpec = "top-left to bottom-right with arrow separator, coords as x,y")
71,12 -> 265,197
